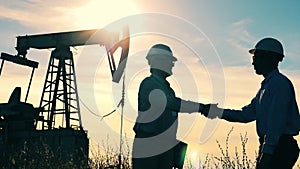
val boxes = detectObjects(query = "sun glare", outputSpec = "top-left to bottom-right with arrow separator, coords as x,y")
189,150 -> 200,168
71,0 -> 140,29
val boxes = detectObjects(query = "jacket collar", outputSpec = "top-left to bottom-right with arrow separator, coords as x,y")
261,69 -> 279,85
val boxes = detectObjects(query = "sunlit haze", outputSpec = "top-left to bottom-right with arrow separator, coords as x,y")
1,0 -> 300,167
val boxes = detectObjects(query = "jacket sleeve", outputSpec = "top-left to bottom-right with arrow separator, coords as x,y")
165,90 -> 202,113
222,98 -> 256,123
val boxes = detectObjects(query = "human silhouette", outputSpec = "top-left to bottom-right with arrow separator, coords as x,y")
201,38 -> 300,169
132,44 -> 205,169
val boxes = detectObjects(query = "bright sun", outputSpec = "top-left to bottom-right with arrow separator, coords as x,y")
71,0 -> 140,29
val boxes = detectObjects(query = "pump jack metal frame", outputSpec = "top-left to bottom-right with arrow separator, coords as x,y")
40,46 -> 81,130
0,26 -> 129,167
0,26 -> 129,130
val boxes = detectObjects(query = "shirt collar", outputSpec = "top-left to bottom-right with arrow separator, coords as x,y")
151,74 -> 170,86
261,69 -> 279,85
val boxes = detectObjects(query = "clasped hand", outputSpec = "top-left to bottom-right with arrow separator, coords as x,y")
201,103 -> 223,119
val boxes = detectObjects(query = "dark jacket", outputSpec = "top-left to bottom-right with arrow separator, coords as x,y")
133,73 -> 193,139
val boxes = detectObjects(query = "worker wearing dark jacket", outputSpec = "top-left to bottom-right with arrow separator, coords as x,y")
201,38 -> 300,169
132,44 -> 204,169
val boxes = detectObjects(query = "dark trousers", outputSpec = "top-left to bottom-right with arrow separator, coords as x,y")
132,145 -> 174,169
257,135 -> 299,169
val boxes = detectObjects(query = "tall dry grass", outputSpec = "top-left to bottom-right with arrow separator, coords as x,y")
4,129 -> 300,169
88,135 -> 131,169
5,140 -> 87,169
196,127 -> 257,169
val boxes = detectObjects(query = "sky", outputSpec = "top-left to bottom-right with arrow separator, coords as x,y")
0,0 -> 300,167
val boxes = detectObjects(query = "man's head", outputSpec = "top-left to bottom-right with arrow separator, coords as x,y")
249,38 -> 284,76
146,44 -> 177,76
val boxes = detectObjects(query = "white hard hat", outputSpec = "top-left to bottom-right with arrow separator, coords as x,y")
146,44 -> 177,62
249,37 -> 284,56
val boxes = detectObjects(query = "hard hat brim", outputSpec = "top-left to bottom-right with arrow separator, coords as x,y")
169,55 -> 177,61
249,49 -> 255,54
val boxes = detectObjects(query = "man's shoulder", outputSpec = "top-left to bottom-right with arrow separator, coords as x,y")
274,71 -> 291,82
270,71 -> 293,88
139,76 -> 156,88
140,76 -> 155,84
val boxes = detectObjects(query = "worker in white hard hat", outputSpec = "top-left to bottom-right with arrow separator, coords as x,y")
201,37 -> 300,169
132,44 -> 206,169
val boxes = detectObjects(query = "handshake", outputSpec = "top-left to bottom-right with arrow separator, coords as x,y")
200,103 -> 223,119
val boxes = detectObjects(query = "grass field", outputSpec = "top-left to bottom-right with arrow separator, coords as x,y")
5,128 -> 300,169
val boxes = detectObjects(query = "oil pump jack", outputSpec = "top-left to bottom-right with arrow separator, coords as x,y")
0,26 -> 129,167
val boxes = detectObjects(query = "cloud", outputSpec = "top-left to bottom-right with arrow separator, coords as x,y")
225,18 -> 300,72
0,1 -> 78,31
211,18 -> 256,67
228,18 -> 256,48
0,0 -> 139,32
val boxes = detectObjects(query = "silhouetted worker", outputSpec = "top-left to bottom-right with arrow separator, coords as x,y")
132,44 -> 204,169
201,38 -> 300,169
